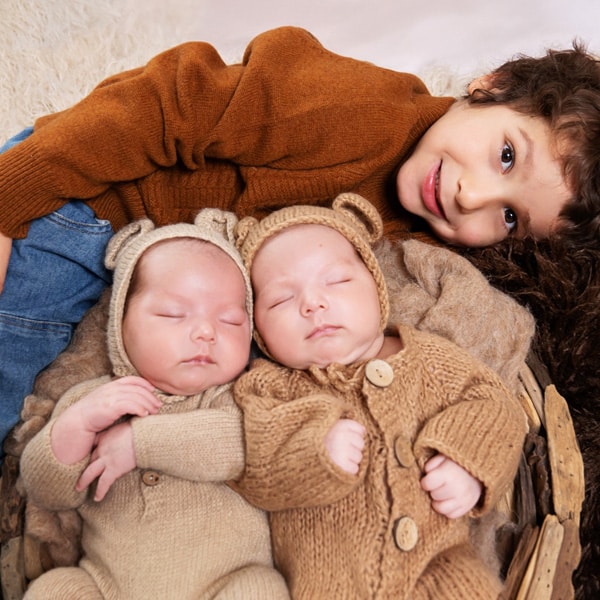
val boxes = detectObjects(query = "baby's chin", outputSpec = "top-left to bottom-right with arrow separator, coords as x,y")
281,354 -> 342,370
151,374 -> 238,396
268,337 -> 383,370
308,348 -> 380,369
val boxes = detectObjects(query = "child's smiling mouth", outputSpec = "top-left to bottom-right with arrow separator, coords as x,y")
422,161 -> 446,220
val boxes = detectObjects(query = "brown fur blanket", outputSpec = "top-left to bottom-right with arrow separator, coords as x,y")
464,237 -> 600,599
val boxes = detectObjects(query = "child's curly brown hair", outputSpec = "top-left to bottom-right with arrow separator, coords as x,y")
468,42 -> 600,247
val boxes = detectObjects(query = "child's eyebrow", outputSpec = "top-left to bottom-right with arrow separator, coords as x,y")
520,211 -> 533,238
513,127 -> 534,238
517,127 -> 534,171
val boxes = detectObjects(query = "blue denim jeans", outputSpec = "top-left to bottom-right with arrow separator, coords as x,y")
0,128 -> 113,462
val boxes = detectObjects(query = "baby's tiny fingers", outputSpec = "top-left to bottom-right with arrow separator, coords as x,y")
77,459 -> 104,492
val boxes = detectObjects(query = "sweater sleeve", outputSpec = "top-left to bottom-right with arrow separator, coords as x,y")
131,388 -> 246,482
0,26 -> 445,238
412,356 -> 527,515
19,378 -> 110,511
0,37 -> 242,237
231,361 -> 363,511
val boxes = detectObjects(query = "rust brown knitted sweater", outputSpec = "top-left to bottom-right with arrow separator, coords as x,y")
0,27 -> 453,243
233,324 -> 527,599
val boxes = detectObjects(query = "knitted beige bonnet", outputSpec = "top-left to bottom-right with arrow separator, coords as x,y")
104,208 -> 253,378
235,192 -> 390,356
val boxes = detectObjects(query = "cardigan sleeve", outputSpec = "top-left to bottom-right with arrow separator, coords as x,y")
19,377 -> 110,511
131,387 -> 246,482
0,26 -> 446,238
412,356 -> 527,515
231,361 -> 363,511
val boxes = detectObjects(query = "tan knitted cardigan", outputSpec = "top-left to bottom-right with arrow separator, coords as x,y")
0,26 -> 453,243
233,324 -> 527,599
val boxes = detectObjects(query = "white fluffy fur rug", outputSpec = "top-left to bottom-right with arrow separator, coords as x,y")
0,0 -> 468,145
0,0 -> 199,143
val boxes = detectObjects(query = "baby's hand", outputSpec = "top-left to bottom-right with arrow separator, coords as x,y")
77,421 -> 137,502
324,419 -> 365,475
420,453 -> 482,519
74,376 -> 161,434
51,376 -> 161,465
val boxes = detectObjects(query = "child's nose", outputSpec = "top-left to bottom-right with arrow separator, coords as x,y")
191,319 -> 216,342
300,291 -> 328,316
456,177 -> 495,213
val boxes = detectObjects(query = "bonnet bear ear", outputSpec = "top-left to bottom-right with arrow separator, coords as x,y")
235,216 -> 260,249
104,219 -> 156,270
194,208 -> 238,245
332,192 -> 383,244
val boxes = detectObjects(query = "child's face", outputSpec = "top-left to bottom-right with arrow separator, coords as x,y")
396,100 -> 571,247
122,240 -> 250,395
252,225 -> 384,369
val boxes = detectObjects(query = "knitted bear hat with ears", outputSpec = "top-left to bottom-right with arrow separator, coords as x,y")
104,208 -> 253,378
235,192 -> 390,359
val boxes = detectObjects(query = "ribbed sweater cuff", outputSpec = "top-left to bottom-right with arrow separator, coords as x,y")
0,139 -> 63,238
414,399 -> 525,511
21,421 -> 89,510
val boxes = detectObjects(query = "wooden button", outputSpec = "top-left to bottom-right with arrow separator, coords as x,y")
394,436 -> 415,468
393,516 -> 418,551
141,470 -> 161,486
365,359 -> 394,387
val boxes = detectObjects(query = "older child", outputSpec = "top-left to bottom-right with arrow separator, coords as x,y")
232,193 -> 527,598
19,209 -> 289,599
1,26 -> 598,459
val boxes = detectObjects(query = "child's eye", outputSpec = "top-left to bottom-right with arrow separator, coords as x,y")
500,142 -> 515,172
269,296 -> 292,309
329,278 -> 351,286
222,318 -> 245,327
504,207 -> 518,233
220,311 -> 247,326
326,270 -> 352,285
